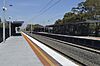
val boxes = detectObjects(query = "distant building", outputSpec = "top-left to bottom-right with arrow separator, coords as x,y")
11,21 -> 24,36
7,21 -> 24,36
46,20 -> 100,36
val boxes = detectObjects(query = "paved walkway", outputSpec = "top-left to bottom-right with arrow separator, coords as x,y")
0,36 -> 43,66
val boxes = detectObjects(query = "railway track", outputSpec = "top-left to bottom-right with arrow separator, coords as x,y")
27,33 -> 100,66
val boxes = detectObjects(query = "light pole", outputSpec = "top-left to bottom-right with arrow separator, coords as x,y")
8,17 -> 12,37
2,0 -> 13,42
2,0 -> 7,43
9,22 -> 11,36
31,24 -> 32,36
8,4 -> 13,37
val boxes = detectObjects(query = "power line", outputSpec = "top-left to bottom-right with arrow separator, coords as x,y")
39,0 -> 53,13
39,0 -> 61,16
27,0 -> 54,22
28,0 -> 61,22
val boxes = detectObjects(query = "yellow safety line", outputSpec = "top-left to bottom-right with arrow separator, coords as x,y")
22,33 -> 56,66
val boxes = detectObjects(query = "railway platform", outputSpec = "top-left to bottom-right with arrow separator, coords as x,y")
0,32 -> 78,66
0,36 -> 43,66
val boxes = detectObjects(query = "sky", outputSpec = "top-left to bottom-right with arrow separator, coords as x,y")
0,0 -> 85,27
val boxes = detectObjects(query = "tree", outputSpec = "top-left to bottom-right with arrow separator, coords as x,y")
55,19 -> 63,25
54,0 -> 100,25
84,0 -> 100,19
71,7 -> 79,14
26,24 -> 31,31
26,24 -> 44,31
72,2 -> 87,14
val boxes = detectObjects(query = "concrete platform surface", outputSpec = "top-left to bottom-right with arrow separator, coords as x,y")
0,36 -> 43,66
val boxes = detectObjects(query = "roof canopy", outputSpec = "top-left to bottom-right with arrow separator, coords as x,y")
12,21 -> 24,27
